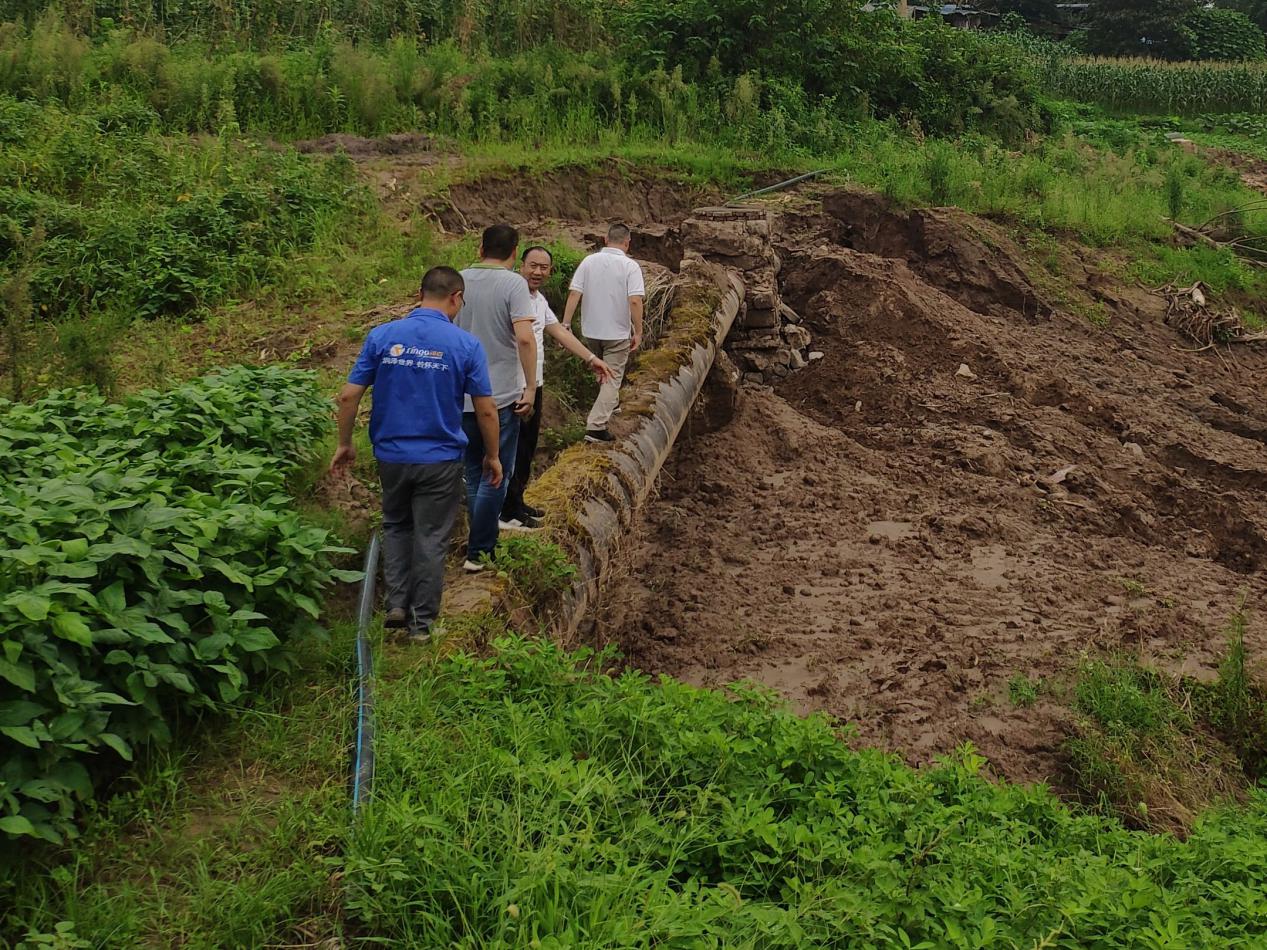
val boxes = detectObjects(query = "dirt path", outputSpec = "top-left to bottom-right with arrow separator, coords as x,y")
600,194 -> 1267,787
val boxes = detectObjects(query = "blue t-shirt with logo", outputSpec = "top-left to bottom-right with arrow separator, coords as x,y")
348,308 -> 492,464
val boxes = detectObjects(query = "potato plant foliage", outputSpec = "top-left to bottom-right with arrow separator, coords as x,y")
0,366 -> 354,844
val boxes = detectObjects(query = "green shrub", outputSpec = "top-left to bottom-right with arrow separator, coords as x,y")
0,93 -> 364,325
0,11 -> 1048,142
493,535 -> 577,609
0,366 -> 356,845
1188,7 -> 1267,62
349,636 -> 1267,945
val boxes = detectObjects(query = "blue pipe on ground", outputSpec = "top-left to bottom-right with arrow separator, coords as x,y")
351,530 -> 381,816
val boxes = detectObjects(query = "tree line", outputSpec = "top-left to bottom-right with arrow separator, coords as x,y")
990,0 -> 1267,60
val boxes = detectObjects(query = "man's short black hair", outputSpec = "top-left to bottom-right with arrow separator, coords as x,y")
521,245 -> 553,263
607,223 -> 632,244
481,223 -> 519,260
420,265 -> 464,298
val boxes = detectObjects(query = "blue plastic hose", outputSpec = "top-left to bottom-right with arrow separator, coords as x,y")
351,531 -> 381,816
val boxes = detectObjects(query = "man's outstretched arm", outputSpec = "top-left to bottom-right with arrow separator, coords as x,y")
545,322 -> 614,385
331,382 -> 368,471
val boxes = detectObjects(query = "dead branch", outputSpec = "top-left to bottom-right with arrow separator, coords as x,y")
1155,281 -> 1267,348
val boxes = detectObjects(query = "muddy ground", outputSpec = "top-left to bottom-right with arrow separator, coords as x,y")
598,189 -> 1267,788
299,144 -> 1267,789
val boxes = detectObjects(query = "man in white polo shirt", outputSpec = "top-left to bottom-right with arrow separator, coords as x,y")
562,223 -> 645,444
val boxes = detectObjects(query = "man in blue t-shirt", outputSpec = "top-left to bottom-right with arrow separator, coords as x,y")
331,266 -> 503,642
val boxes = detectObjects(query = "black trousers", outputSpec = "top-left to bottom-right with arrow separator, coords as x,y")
378,459 -> 463,631
502,385 -> 543,517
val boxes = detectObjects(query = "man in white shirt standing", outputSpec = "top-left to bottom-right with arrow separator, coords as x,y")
501,245 -> 614,527
562,223 -> 645,444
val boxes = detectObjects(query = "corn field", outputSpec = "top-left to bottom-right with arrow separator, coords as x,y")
1044,57 -> 1267,115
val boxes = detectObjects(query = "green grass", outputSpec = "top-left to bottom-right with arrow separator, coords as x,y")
1065,649 -> 1257,833
1192,608 -> 1267,780
1008,673 -> 1041,708
345,635 -> 1267,947
9,69 -> 1267,399
1,625 -> 355,947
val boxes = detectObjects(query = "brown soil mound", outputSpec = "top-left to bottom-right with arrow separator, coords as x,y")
599,191 -> 1267,788
423,162 -> 718,236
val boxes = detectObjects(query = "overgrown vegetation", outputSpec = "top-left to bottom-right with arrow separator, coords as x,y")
3,0 -> 1267,944
0,7 -> 1049,142
346,635 -> 1267,946
0,91 -> 365,319
1065,615 -> 1267,832
1192,608 -> 1267,778
2,623 -> 353,947
493,535 -> 577,614
0,366 -> 355,844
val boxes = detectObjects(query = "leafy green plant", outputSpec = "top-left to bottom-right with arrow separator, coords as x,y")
14,921 -> 90,949
539,421 -> 588,453
0,94 -> 364,330
493,535 -> 577,609
0,366 -> 356,845
1187,6 -> 1267,62
2,622 -> 354,947
349,635 -> 1267,946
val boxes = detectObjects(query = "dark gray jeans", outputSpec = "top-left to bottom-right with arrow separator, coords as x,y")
378,459 -> 463,632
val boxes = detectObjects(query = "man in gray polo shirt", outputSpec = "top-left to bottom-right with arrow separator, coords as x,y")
563,223 -> 645,443
457,223 -> 537,571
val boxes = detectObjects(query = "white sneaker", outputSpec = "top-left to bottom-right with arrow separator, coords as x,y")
463,559 -> 486,574
498,517 -> 524,530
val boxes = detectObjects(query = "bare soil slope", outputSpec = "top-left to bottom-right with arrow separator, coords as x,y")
601,190 -> 1267,787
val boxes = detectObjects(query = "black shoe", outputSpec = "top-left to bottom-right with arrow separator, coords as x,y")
516,512 -> 543,529
384,607 -> 408,629
521,503 -> 544,518
584,429 -> 614,443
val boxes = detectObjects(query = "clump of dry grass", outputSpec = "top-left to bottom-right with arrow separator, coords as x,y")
524,444 -> 619,552
624,280 -> 721,407
639,271 -> 679,351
